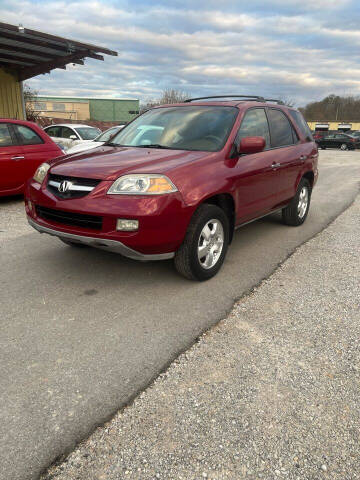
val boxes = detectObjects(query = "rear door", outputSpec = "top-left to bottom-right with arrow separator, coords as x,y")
266,108 -> 304,203
0,122 -> 25,193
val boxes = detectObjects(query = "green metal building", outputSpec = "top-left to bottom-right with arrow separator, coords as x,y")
33,96 -> 140,123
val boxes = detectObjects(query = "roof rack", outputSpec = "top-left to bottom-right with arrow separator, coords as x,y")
264,98 -> 285,105
184,95 -> 266,103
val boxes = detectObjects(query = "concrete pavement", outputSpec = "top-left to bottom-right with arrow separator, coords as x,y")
0,151 -> 359,479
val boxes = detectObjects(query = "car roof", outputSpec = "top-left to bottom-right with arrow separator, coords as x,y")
152,100 -> 297,112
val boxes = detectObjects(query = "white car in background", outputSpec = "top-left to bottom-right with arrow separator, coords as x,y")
43,124 -> 102,150
66,125 -> 125,154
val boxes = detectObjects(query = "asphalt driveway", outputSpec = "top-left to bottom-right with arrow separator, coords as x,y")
0,151 -> 359,480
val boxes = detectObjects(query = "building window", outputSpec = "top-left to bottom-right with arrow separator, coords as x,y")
128,110 -> 139,114
52,103 -> 66,111
33,102 -> 47,111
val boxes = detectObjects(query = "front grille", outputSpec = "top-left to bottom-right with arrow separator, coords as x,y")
36,206 -> 102,230
47,174 -> 101,199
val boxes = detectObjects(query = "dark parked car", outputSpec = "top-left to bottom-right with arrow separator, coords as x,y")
26,95 -> 318,280
316,133 -> 360,150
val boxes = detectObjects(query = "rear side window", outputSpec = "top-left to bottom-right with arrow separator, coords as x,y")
288,110 -> 313,141
61,127 -> 77,139
267,109 -> 294,147
0,123 -> 15,147
237,108 -> 270,148
45,126 -> 61,137
14,125 -> 43,145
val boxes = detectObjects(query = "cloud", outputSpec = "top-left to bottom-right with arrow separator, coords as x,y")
1,0 -> 360,105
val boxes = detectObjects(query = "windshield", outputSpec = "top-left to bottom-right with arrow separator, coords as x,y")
94,126 -> 122,142
109,106 -> 238,151
75,127 -> 101,140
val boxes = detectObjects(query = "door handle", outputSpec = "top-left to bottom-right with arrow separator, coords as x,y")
271,162 -> 281,169
299,155 -> 307,162
11,156 -> 25,161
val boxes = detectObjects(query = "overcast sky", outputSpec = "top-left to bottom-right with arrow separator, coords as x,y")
2,0 -> 360,106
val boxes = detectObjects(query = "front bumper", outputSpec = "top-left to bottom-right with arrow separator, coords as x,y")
27,217 -> 174,260
26,178 -> 194,258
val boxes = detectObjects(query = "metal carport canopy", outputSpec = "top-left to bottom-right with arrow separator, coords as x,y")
0,22 -> 117,81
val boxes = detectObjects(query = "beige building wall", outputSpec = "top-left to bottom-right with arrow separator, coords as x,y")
0,69 -> 25,119
28,100 -> 90,120
308,121 -> 360,131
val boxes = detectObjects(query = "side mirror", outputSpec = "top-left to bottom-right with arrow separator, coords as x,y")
70,135 -> 77,140
239,136 -> 265,155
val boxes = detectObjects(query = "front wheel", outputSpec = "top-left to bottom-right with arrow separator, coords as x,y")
340,143 -> 348,150
282,179 -> 311,226
174,204 -> 229,281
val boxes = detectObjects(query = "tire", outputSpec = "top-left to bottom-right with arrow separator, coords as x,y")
59,238 -> 88,248
340,143 -> 348,150
282,178 -> 311,226
174,204 -> 229,281
320,146 -> 326,150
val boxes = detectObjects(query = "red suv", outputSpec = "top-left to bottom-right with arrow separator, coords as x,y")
0,119 -> 63,197
25,96 -> 318,280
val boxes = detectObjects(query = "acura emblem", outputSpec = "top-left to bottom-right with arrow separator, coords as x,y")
58,180 -> 72,192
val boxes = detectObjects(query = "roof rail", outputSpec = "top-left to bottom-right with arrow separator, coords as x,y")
184,95 -> 266,103
264,98 -> 285,105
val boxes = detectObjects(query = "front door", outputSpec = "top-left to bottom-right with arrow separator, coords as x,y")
231,107 -> 280,223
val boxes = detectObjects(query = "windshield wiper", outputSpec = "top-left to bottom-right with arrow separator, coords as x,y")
137,144 -> 172,149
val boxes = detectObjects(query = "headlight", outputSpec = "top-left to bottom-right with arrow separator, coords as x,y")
107,174 -> 178,195
33,163 -> 50,183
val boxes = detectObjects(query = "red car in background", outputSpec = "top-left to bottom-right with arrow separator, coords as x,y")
0,119 -> 63,197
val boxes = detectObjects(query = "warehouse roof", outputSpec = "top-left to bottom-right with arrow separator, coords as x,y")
0,22 -> 117,81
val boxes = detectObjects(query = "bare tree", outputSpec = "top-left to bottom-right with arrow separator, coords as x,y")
140,88 -> 189,113
300,94 -> 360,122
23,83 -> 40,122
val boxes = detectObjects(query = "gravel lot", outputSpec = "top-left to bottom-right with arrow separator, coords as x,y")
42,194 -> 360,478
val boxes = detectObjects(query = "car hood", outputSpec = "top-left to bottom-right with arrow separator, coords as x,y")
49,146 -> 210,180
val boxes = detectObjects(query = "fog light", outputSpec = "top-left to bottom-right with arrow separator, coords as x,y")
116,219 -> 139,231
27,200 -> 33,212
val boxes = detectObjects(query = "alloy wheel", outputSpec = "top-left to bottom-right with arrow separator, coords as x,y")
197,219 -> 224,269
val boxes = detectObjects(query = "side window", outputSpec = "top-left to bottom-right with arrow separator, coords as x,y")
288,110 -> 313,141
46,126 -> 61,137
236,108 -> 270,148
267,109 -> 294,147
61,127 -> 77,139
14,125 -> 43,145
0,123 -> 15,147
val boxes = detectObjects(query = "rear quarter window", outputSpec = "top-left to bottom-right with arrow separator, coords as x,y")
267,109 -> 295,148
288,110 -> 313,141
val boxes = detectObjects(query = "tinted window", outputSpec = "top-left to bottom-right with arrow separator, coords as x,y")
0,123 -> 14,147
61,127 -> 77,139
288,110 -> 313,141
236,108 -> 270,148
267,109 -> 294,147
14,125 -> 43,145
110,106 -> 238,152
45,126 -> 61,137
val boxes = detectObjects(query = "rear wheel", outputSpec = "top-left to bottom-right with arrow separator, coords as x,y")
59,238 -> 88,248
282,178 -> 311,226
174,204 -> 229,281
